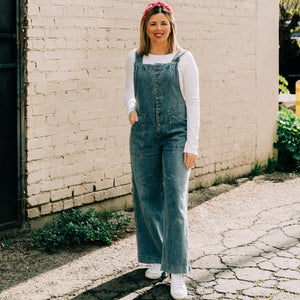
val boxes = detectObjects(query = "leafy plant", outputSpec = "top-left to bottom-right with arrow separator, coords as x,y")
31,208 -> 131,253
0,235 -> 11,248
279,75 -> 290,94
249,162 -> 263,178
196,182 -> 204,190
279,1 -> 300,65
264,157 -> 278,174
274,108 -> 300,171
213,177 -> 222,186
281,0 -> 300,12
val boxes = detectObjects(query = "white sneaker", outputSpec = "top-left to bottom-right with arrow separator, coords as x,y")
170,274 -> 187,299
145,263 -> 163,279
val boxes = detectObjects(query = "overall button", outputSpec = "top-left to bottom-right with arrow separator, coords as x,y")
157,113 -> 162,116
155,74 -> 160,77
156,83 -> 160,87
157,103 -> 162,107
157,123 -> 162,127
156,93 -> 161,97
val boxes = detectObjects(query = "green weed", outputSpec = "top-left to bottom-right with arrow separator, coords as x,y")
264,157 -> 278,174
213,177 -> 222,186
196,182 -> 204,190
249,162 -> 263,178
0,235 -> 11,248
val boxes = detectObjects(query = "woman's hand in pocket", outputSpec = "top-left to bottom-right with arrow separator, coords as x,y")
129,110 -> 139,125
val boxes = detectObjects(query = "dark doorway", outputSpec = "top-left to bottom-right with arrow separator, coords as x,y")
0,0 -> 25,229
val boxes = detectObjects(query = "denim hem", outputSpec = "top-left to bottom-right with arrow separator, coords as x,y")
138,255 -> 162,264
161,263 -> 191,275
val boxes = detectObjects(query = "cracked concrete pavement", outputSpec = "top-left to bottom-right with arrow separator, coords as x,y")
0,173 -> 299,299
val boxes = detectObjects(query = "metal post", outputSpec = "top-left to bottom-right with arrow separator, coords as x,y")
296,80 -> 300,117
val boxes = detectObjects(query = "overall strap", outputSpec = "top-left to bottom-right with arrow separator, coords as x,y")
135,51 -> 143,64
172,49 -> 187,63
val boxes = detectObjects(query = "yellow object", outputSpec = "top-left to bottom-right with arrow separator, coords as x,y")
296,80 -> 300,117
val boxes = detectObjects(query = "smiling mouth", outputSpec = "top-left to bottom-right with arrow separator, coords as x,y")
154,33 -> 163,37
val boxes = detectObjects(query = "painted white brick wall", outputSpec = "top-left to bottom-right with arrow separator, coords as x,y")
25,0 -> 278,219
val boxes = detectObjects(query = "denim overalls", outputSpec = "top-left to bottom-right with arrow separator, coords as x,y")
130,49 -> 191,274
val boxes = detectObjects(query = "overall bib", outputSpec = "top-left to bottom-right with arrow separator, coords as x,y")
130,49 -> 191,274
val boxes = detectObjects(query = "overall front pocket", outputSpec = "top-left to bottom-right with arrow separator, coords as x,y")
168,107 -> 187,130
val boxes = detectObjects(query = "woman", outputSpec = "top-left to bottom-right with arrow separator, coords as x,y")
124,2 -> 199,299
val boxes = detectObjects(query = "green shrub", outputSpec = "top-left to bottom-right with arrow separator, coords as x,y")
31,208 -> 131,253
279,1 -> 300,65
274,108 -> 300,171
279,75 -> 290,94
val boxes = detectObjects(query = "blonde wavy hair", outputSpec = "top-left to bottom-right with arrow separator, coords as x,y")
137,5 -> 180,56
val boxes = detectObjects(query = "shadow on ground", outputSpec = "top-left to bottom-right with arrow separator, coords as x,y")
72,268 -> 172,300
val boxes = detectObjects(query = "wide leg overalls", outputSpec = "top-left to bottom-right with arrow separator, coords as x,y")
130,49 -> 191,274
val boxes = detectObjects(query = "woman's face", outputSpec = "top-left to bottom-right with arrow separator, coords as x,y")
146,13 -> 171,45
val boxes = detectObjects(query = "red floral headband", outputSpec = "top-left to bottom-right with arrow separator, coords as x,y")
142,2 -> 172,21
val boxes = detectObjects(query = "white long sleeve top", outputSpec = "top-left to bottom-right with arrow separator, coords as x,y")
124,49 -> 200,155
